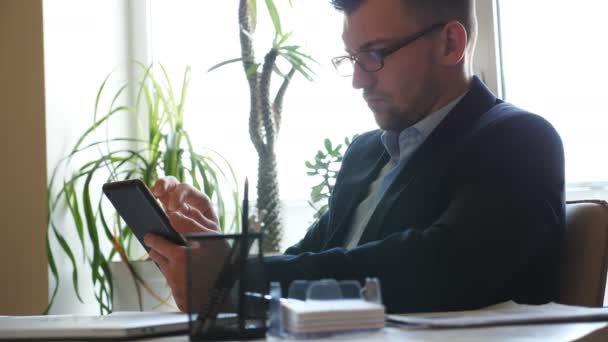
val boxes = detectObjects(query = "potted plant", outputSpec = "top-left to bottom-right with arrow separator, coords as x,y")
46,63 -> 240,314
209,0 -> 315,253
305,136 -> 354,222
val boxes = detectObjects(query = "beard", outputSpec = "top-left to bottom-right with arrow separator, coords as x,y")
364,84 -> 436,132
367,99 -> 421,132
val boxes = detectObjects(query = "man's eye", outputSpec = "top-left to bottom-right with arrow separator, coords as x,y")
366,51 -> 383,60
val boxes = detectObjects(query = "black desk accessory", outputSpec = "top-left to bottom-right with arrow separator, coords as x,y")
186,178 -> 268,340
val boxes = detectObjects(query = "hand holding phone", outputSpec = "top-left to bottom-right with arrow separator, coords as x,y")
102,179 -> 186,250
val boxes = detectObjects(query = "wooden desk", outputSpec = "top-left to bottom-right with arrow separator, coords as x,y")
138,322 -> 608,341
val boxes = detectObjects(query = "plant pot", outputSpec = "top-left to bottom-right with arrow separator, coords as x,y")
110,260 -> 178,312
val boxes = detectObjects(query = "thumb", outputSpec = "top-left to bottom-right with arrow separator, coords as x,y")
168,210 -> 216,235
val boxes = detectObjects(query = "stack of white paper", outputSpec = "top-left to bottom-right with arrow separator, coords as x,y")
387,301 -> 608,328
280,298 -> 385,334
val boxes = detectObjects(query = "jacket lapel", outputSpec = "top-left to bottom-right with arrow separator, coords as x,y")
323,132 -> 389,249
357,76 -> 498,245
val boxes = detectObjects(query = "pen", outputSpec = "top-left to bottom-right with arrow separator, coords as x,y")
238,178 -> 249,329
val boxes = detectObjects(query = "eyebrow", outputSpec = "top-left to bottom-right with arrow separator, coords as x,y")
346,38 -> 397,54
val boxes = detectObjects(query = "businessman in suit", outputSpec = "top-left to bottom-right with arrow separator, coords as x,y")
144,0 -> 565,313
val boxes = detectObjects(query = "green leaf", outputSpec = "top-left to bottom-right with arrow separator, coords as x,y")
272,64 -> 285,78
315,151 -> 325,161
280,46 -> 318,64
247,63 -> 261,77
52,224 -> 83,303
324,138 -> 332,152
328,145 -> 342,158
71,105 -> 134,155
64,182 -> 86,261
318,204 -> 329,216
98,201 -> 116,250
279,52 -> 316,81
97,256 -> 114,313
332,144 -> 343,157
275,32 -> 292,48
176,66 -> 191,127
265,0 -> 283,37
82,162 -> 109,312
207,58 -> 244,73
310,183 -> 325,201
44,232 -> 59,314
250,0 -> 258,31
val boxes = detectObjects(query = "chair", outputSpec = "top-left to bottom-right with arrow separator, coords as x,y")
555,200 -> 608,307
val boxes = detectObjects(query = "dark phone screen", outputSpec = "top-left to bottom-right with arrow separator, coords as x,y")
102,179 -> 186,249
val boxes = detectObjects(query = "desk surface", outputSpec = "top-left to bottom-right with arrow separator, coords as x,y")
138,322 -> 608,342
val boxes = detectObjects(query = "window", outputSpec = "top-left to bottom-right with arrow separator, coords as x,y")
143,1 -> 380,246
134,1 -> 607,248
497,0 -> 608,199
146,0 -> 375,201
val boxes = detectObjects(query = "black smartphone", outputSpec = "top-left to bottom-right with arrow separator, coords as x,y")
102,179 -> 186,249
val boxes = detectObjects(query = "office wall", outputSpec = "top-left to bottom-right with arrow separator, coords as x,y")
0,0 -> 48,315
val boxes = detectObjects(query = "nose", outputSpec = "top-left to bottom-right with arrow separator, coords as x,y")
351,63 -> 376,90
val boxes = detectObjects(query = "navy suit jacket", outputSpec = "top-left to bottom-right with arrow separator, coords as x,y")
263,76 -> 565,313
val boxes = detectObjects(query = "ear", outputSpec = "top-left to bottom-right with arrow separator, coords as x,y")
437,21 -> 468,66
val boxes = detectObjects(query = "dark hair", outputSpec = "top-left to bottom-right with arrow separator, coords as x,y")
331,0 -> 477,48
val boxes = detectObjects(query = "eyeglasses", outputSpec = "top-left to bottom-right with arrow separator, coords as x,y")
331,22 -> 446,77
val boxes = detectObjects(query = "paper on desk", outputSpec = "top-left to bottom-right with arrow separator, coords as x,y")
387,301 -> 608,328
281,298 -> 385,334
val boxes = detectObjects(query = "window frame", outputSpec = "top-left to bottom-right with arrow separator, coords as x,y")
472,0 -> 503,99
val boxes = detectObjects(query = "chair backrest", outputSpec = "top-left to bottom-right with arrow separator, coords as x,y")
555,200 -> 608,307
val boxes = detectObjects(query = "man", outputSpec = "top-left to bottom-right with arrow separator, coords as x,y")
144,0 -> 565,314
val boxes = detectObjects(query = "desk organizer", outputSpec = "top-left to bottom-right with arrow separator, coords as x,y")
186,233 -> 268,341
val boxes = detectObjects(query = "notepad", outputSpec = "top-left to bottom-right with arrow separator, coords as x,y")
386,301 -> 608,329
280,298 -> 385,334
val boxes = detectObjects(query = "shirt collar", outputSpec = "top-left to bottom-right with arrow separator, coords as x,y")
381,92 -> 467,161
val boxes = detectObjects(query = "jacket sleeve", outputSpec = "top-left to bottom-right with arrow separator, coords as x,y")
263,113 -> 565,314
282,211 -> 330,255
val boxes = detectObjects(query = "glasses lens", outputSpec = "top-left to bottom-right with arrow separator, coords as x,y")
356,52 -> 382,73
332,56 -> 354,76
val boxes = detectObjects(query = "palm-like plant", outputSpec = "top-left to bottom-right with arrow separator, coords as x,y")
46,63 -> 240,314
209,0 -> 315,253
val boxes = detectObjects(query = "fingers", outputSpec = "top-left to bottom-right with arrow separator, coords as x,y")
151,178 -> 220,230
144,232 -> 226,313
180,203 -> 220,232
144,233 -> 189,312
168,211 -> 218,235
165,184 -> 219,230
168,184 -> 216,219
148,248 -> 170,271
144,233 -> 184,261
151,176 -> 179,200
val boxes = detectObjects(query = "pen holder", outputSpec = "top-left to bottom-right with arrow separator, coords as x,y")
185,233 -> 268,341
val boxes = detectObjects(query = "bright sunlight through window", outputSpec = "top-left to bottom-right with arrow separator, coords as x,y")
499,0 -> 608,189
148,1 -> 376,203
